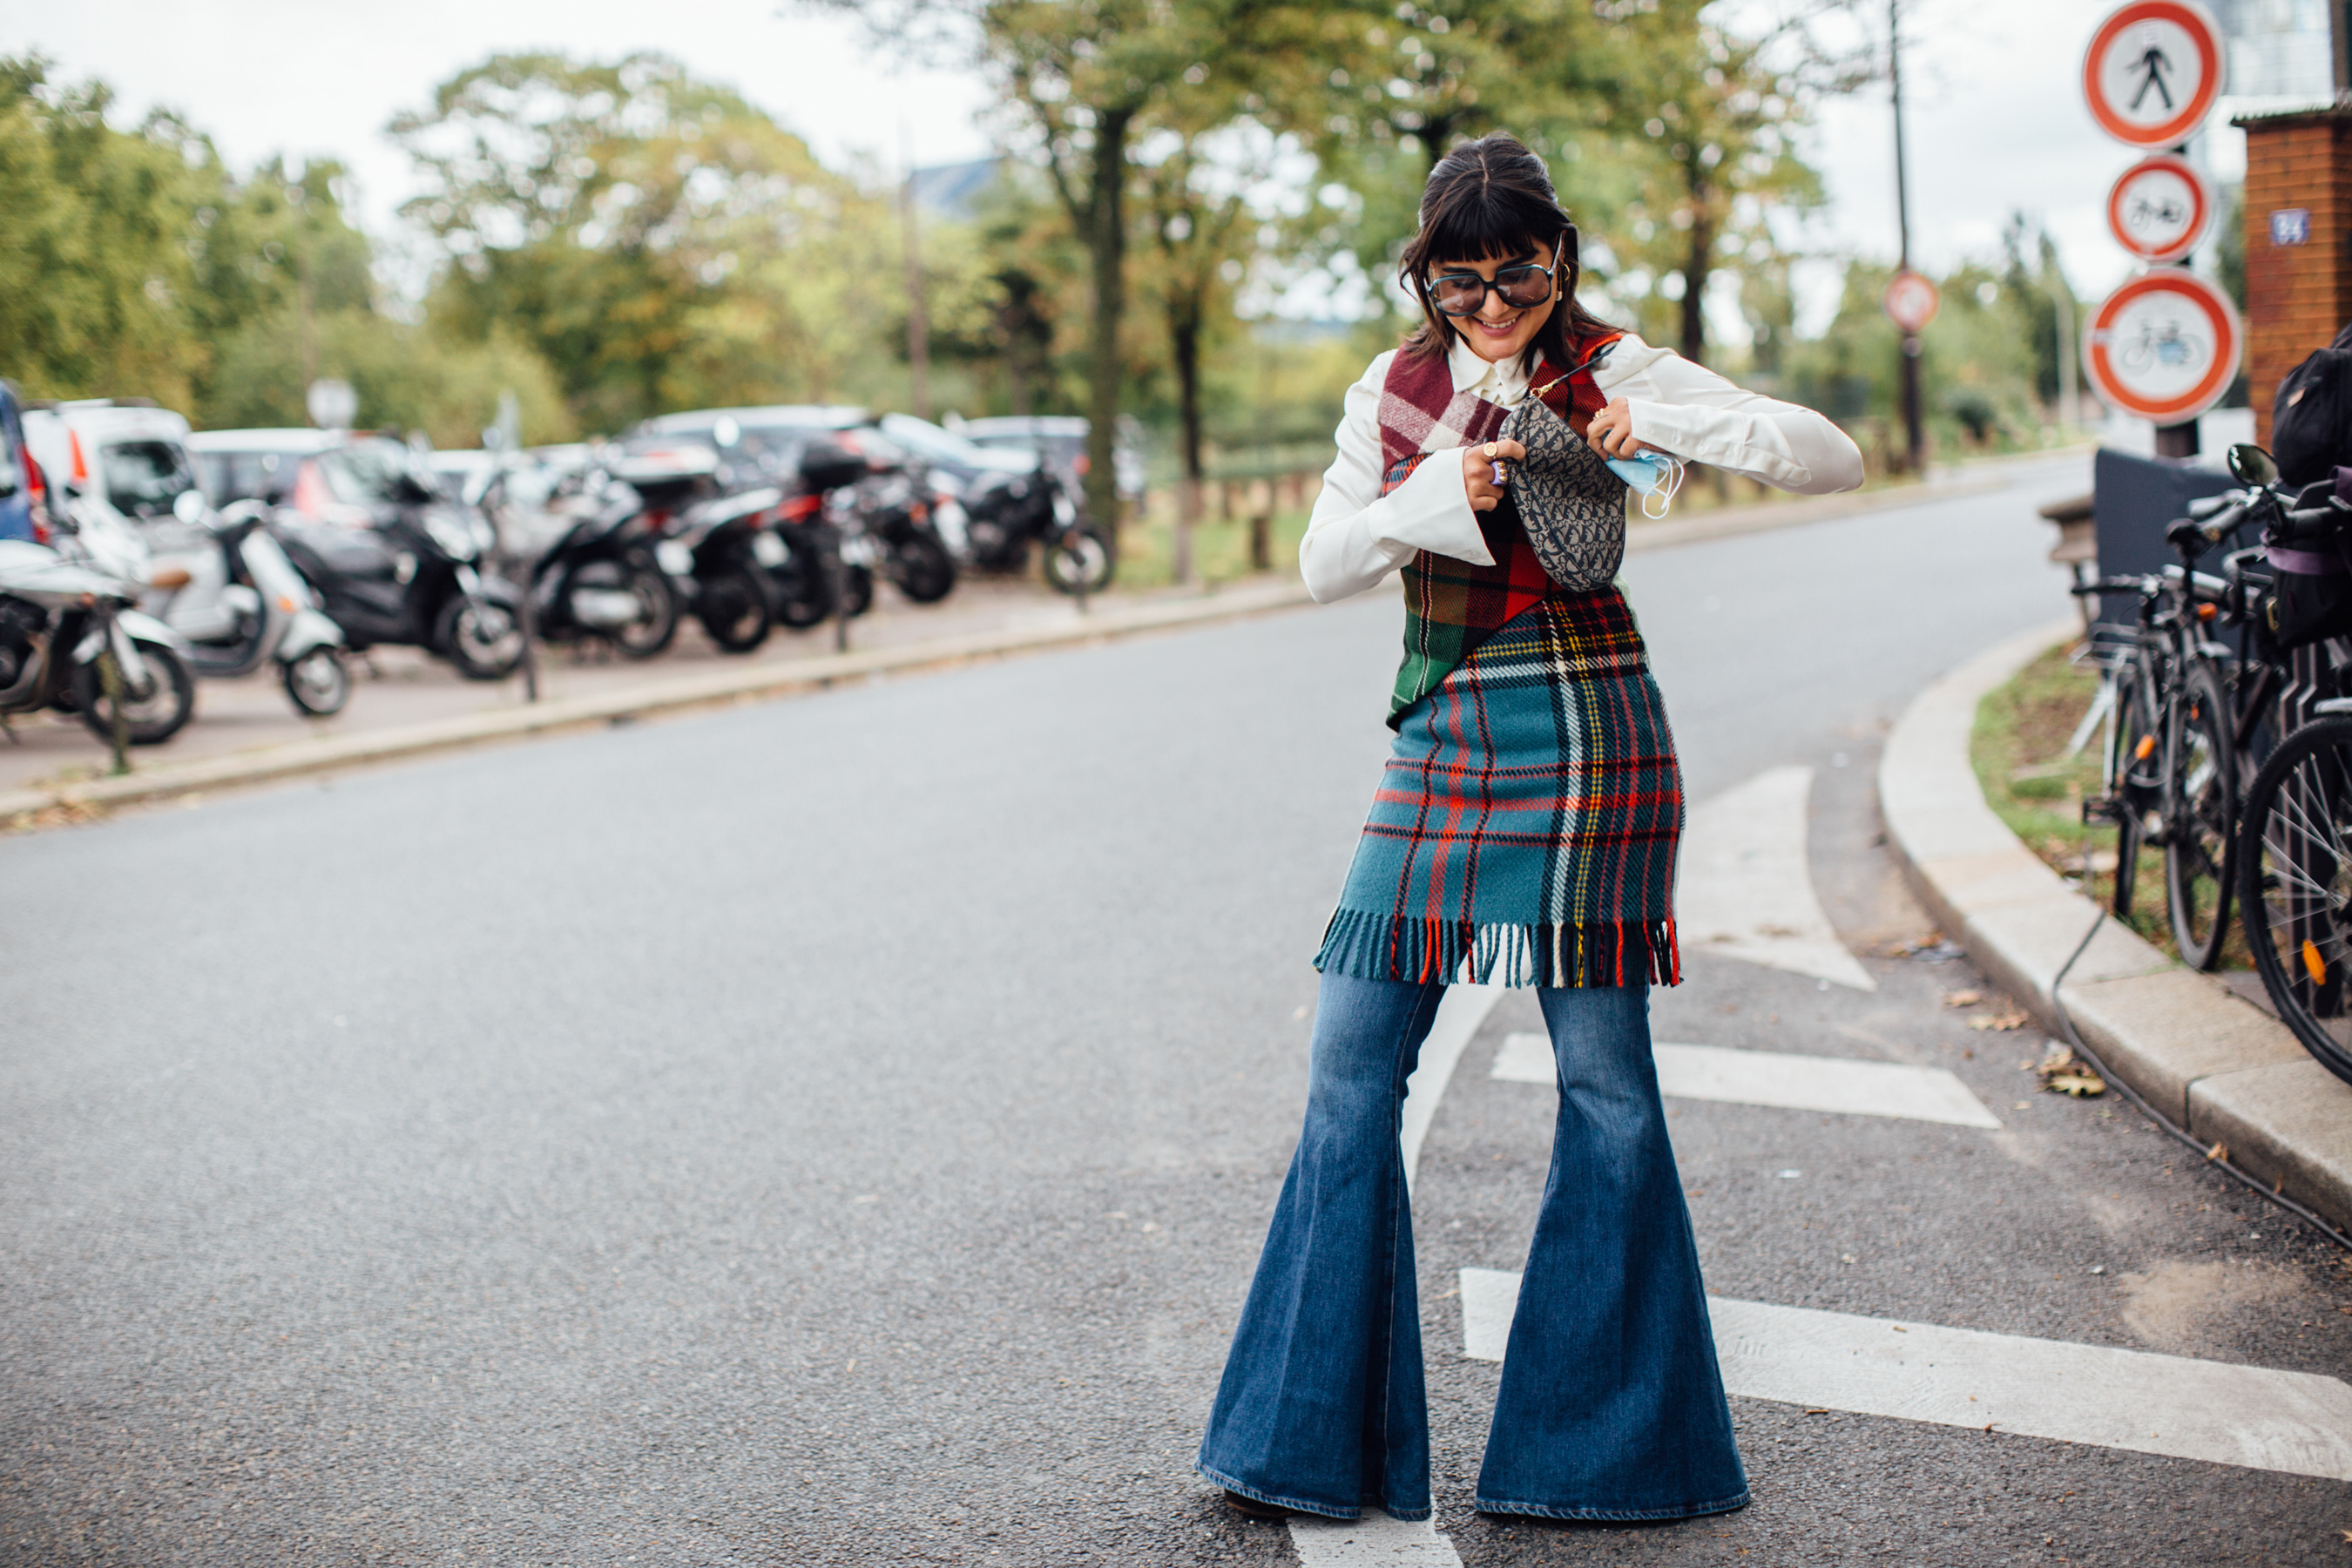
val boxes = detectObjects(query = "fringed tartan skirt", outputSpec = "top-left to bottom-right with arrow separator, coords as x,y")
1315,593 -> 1684,989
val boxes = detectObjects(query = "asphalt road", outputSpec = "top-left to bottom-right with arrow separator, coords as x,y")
5,453 -> 2348,1565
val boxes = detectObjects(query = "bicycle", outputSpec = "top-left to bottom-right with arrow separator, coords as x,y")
2072,446 -> 2326,970
2228,449 -> 2352,1086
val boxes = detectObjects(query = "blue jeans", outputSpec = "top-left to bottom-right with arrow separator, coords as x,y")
1197,970 -> 1747,1522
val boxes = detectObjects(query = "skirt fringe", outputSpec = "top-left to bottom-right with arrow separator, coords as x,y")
1314,907 -> 1680,990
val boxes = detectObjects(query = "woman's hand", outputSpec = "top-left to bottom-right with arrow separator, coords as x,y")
1463,439 -> 1524,512
1585,397 -> 1654,459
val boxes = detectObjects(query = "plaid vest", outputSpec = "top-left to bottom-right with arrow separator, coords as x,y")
1376,333 -> 1634,727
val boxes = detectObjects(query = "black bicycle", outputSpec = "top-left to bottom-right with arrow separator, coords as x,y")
2228,449 -> 2352,1086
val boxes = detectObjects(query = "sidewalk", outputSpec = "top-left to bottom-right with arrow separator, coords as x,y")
0,576 -> 1268,801
1879,620 -> 2352,1237
0,573 -> 1322,825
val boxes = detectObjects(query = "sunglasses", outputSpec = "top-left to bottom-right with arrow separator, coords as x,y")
1424,235 -> 1567,317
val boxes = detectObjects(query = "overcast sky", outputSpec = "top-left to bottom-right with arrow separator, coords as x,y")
3,0 -> 2288,333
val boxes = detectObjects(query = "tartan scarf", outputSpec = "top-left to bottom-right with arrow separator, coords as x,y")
1378,331 -> 1623,728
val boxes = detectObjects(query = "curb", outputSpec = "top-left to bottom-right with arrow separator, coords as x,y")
1,578 -> 1318,825
1879,618 -> 2352,1236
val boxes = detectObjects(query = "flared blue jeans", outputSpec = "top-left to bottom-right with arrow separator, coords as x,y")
1197,970 -> 1747,1521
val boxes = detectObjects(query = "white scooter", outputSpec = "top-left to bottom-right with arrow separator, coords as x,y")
142,492 -> 350,715
0,532 -> 195,747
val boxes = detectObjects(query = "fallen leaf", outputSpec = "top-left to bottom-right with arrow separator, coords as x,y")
2207,1142 -> 2228,1162
2033,1043 -> 2106,1097
1943,990 -> 1984,1008
1970,1010 -> 2032,1031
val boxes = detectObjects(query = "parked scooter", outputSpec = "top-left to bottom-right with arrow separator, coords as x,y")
527,466 -> 683,659
144,492 -> 350,715
667,486 -> 787,652
851,468 -> 958,605
0,527 -> 194,747
757,442 -> 876,628
271,461 -> 524,681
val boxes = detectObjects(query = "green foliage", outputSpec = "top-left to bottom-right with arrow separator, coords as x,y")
206,310 -> 574,447
1778,249 -> 2081,463
393,52 -> 910,433
0,54 -> 573,444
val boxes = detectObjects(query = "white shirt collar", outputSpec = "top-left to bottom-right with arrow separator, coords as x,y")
1447,334 -> 1537,405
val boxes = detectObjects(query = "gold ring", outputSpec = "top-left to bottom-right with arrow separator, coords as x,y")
1484,442 -> 1498,459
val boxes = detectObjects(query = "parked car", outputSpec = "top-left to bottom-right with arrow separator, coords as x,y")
21,399 -> 202,531
187,427 -> 417,516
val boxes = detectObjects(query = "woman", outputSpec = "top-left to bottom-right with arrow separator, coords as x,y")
1196,134 -> 1862,1526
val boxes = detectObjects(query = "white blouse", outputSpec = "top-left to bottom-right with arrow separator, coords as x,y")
1298,333 -> 1867,605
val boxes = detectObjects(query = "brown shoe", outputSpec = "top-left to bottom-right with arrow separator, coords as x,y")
1223,1490 -> 1293,1522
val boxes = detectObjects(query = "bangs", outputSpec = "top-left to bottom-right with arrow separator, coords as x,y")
1420,197 -> 1551,267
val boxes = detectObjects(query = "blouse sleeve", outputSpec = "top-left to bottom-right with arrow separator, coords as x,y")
1297,352 -> 1498,604
1597,336 -> 1865,496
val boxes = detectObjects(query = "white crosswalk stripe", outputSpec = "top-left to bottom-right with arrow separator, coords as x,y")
1490,1032 -> 2003,1128
1399,985 -> 1505,1195
1676,764 -> 1876,990
1288,1510 -> 1465,1565
1457,1268 -> 2352,1482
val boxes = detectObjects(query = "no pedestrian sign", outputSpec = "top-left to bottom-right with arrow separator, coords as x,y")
2083,269 -> 2240,423
2082,0 -> 2225,149
1882,270 -> 1940,335
2107,153 -> 2212,264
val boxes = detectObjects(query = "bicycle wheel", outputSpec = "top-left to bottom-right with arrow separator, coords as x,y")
2107,652 -> 2163,918
2236,714 -> 2352,1087
2164,663 -> 2236,969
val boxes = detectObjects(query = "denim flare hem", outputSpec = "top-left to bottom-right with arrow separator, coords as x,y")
1200,970 -> 1747,1523
1471,1488 -> 1751,1523
1194,1463 -> 1433,1523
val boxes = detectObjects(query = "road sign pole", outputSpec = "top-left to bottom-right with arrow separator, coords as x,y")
1889,0 -> 1925,473
1900,336 -> 1925,471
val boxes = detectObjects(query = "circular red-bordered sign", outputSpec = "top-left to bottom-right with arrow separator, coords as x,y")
1882,269 -> 1940,335
2083,269 -> 2240,422
2082,0 -> 2224,149
2107,153 -> 2213,263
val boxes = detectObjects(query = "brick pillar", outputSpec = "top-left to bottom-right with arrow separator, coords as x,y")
2233,106 -> 2352,446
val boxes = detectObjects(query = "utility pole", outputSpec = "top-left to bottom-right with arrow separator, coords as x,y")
1890,0 -> 1925,474
900,125 -> 933,421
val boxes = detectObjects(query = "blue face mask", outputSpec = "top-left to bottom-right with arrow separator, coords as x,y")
1606,451 -> 1683,517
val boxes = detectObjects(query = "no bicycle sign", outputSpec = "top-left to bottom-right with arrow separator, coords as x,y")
2082,0 -> 2225,149
2106,153 -> 2213,264
2083,269 -> 2240,423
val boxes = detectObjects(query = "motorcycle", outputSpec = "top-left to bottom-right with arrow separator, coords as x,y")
849,466 -> 958,605
667,485 -> 787,653
757,442 -> 878,628
605,439 -> 795,655
271,462 -> 524,681
143,491 -> 350,716
939,461 -> 1108,595
527,463 -> 683,660
0,528 -> 195,747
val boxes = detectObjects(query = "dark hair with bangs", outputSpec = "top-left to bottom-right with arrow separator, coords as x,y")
1397,133 -> 1615,370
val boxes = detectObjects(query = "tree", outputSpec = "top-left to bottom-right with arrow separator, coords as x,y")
392,52 -> 901,431
0,57 -> 418,423
813,0 -> 1249,536
1605,5 -> 1826,366
1135,122 -> 1256,578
